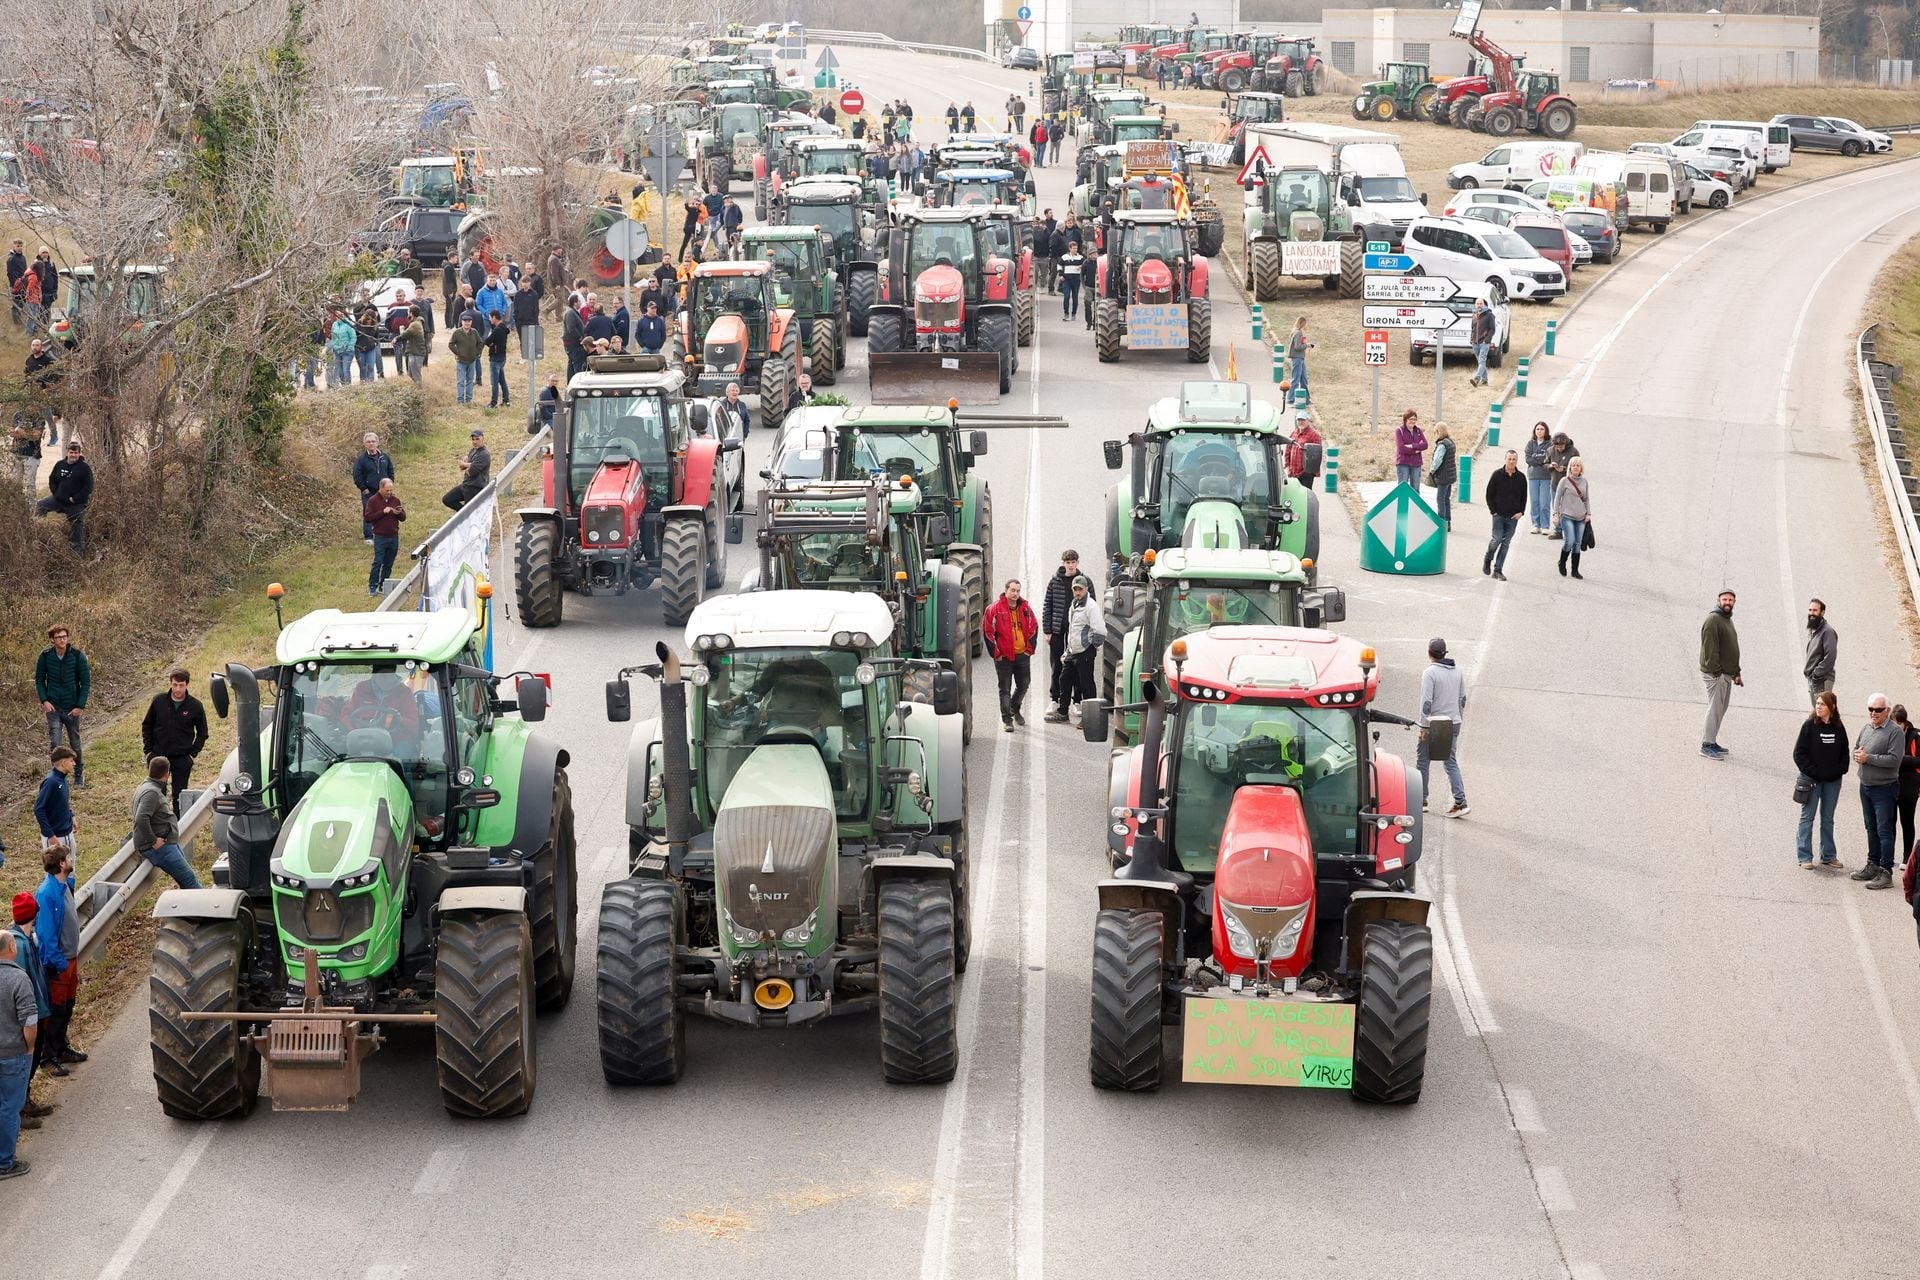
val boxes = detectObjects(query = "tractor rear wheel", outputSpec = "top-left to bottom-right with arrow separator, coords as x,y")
1248,239 -> 1281,302
1539,102 -> 1577,139
528,769 -> 579,1012
808,320 -> 836,386
514,519 -> 565,629
1094,298 -> 1123,363
434,910 -> 538,1118
948,545 -> 987,657
1194,214 -> 1224,258
1186,296 -> 1211,364
846,267 -> 877,337
1351,922 -> 1433,1104
754,179 -> 768,223
659,515 -> 704,626
758,354 -> 791,431
1338,240 -> 1365,299
1412,85 -> 1438,120
596,879 -> 685,1085
877,877 -> 958,1084
866,310 -> 902,354
1090,908 -> 1164,1091
1284,70 -> 1304,98
1449,96 -> 1477,128
938,818 -> 972,974
978,311 -> 1015,395
149,916 -> 260,1121
1015,286 -> 1035,347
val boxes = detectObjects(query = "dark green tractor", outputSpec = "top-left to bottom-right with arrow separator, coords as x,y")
778,175 -> 884,338
1352,62 -> 1436,122
741,224 -> 846,385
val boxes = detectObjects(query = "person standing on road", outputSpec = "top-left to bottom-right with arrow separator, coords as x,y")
1524,422 -> 1554,534
35,626 -> 87,789
1428,422 -> 1457,529
1804,599 -> 1838,704
1048,575 -> 1104,724
132,758 -> 202,890
961,100 -> 977,131
1794,691 -> 1849,869
1553,456 -> 1589,580
1286,317 -> 1313,403
1483,449 -> 1526,580
983,579 -> 1040,732
1895,704 -> 1920,867
1699,589 -> 1741,760
1286,407 -> 1324,486
1394,410 -> 1427,489
365,477 -> 406,596
352,432 -> 393,542
1545,432 -> 1580,537
0,930 -> 39,1181
1049,116 -> 1065,165
945,102 -> 960,135
1419,638 -> 1469,818
1033,209 -> 1055,292
140,669 -> 207,813
32,845 -> 78,1074
716,383 -> 751,440
1469,297 -> 1496,388
443,429 -> 490,512
1041,551 -> 1091,720
1853,694 -> 1903,890
1058,241 -> 1085,320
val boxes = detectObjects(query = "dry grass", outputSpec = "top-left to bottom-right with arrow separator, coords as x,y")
659,1207 -> 756,1240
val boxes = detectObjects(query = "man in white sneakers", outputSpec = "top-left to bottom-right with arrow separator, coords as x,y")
1419,637 -> 1469,818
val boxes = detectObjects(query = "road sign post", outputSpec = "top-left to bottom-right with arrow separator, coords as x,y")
1363,276 -> 1460,304
1435,324 -> 1445,422
1361,484 -> 1447,575
1363,328 -> 1387,431
1363,252 -> 1414,273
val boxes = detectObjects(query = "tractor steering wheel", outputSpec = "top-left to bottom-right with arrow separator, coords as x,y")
347,703 -> 398,732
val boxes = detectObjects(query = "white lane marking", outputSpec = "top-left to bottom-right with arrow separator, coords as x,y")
1842,896 -> 1920,1133
1426,914 -> 1477,1036
1534,1166 -> 1576,1213
1569,1266 -> 1610,1280
1506,1086 -> 1546,1133
1014,422 -> 1049,1280
95,1126 -> 217,1280
412,1146 -> 465,1195
1440,874 -> 1500,1035
917,723 -> 1017,1280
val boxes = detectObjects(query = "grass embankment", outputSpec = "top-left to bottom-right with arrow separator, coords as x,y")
1126,79 -> 1918,481
1867,236 -> 1920,471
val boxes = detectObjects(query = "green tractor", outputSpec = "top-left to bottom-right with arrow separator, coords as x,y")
1241,155 -> 1365,300
741,224 -> 846,386
1100,547 -> 1346,745
148,605 -> 576,1120
727,59 -> 815,112
1352,62 -> 1436,123
776,175 -> 884,338
748,475 -> 978,742
1102,380 -> 1321,571
596,589 -> 968,1085
691,97 -> 772,191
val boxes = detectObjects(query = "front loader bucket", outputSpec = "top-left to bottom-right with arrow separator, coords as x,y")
869,352 -> 1003,405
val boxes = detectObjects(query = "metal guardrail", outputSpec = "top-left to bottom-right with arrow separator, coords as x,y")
1867,123 -> 1920,134
1858,324 -> 1920,609
804,28 -> 997,65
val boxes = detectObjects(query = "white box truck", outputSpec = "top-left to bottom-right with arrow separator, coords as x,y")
1245,121 -> 1428,249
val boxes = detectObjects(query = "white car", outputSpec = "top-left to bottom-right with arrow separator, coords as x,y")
1441,188 -> 1551,220
357,276 -> 424,353
1403,214 -> 1566,303
1681,163 -> 1735,209
1567,234 -> 1593,267
765,404 -> 850,486
1822,116 -> 1894,153
1407,283 -> 1511,367
1459,204 -> 1521,228
1669,130 -> 1758,187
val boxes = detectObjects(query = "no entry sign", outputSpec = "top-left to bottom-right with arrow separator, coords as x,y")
840,88 -> 865,115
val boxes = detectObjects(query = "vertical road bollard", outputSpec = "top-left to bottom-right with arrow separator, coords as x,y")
1545,319 -> 1558,356
1515,356 -> 1531,397
1488,401 -> 1502,449
1323,445 -> 1340,494
1251,304 -> 1263,341
1271,342 -> 1285,385
1456,454 -> 1473,507
1294,385 -> 1309,412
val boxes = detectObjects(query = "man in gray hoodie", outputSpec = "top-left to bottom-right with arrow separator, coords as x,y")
1419,638 -> 1469,818
1852,693 -> 1902,890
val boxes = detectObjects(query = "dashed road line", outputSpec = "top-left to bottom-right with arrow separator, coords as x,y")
1534,1166 -> 1576,1214
95,1126 -> 217,1280
1506,1086 -> 1546,1133
411,1146 -> 465,1195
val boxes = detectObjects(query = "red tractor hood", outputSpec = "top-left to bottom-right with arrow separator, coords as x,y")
1211,784 -> 1318,980
1137,257 -> 1174,295
914,263 -> 965,306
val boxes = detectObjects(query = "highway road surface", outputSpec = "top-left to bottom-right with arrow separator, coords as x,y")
6,41 -> 1920,1280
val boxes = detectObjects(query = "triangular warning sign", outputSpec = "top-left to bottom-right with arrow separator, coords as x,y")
1236,142 -> 1271,187
1015,19 -> 1031,38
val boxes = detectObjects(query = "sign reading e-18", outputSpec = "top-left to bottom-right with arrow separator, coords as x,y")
1361,304 -> 1460,330
1364,275 -> 1459,304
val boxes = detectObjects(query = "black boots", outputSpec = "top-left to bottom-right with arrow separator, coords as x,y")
1559,550 -> 1583,579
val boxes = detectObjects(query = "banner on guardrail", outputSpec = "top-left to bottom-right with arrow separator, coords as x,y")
425,494 -> 497,666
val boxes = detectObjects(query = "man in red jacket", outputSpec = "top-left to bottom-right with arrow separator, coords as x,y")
981,579 -> 1040,732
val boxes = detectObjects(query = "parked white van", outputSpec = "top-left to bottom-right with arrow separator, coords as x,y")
1446,140 -> 1586,191
1670,128 -> 1760,187
1691,119 -> 1793,172
1575,151 -> 1674,233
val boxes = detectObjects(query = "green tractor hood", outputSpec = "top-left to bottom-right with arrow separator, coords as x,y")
713,744 -> 839,959
1182,497 -> 1251,550
269,761 -> 413,980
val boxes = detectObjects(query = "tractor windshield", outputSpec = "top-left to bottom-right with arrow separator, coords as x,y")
398,163 -> 457,203
279,662 -> 451,832
940,179 -> 1002,209
1122,223 -> 1183,261
782,531 -> 890,587
752,240 -> 813,296
696,274 -> 769,317
1169,699 -> 1361,872
909,226 -> 979,279
701,647 -> 872,820
982,216 -> 1016,257
1154,583 -> 1300,649
716,103 -> 760,134
1150,430 -> 1276,546
1111,121 -> 1163,144
790,199 -> 857,257
1270,169 -> 1330,217
568,393 -> 670,503
840,430 -> 948,499
798,147 -> 862,177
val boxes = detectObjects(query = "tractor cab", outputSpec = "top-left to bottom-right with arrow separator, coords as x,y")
926,167 -> 1022,211
745,227 -> 829,301
780,178 -> 864,260
708,79 -> 759,106
1105,211 -> 1191,284
1109,115 -> 1179,148
683,262 -> 794,401
1516,70 -> 1563,111
788,137 -> 865,180
52,264 -> 165,341
1230,93 -> 1287,126
1254,161 -> 1336,232
396,156 -> 461,207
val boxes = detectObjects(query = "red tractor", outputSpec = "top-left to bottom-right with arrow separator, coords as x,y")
865,207 -> 1018,404
673,260 -> 799,432
1201,33 -> 1283,95
1428,53 -> 1505,128
1092,209 -> 1211,365
1254,36 -> 1323,99
514,354 -> 741,628
1077,628 -> 1436,1100
980,205 -> 1036,348
1474,68 -> 1578,139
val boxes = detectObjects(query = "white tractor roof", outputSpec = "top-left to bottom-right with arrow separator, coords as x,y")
687,590 -> 895,651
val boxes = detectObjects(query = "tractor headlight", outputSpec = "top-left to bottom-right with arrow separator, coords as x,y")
1221,906 -> 1258,959
1221,900 -> 1309,960
1268,910 -> 1308,959
906,770 -> 924,798
456,767 -> 476,787
646,775 -> 664,803
725,909 -> 762,947
855,662 -> 876,686
688,663 -> 710,686
233,772 -> 255,794
780,912 -> 818,946
339,866 -> 379,890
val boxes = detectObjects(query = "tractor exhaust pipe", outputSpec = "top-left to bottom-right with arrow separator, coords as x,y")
1117,681 -> 1173,884
654,641 -> 695,875
226,663 -> 265,790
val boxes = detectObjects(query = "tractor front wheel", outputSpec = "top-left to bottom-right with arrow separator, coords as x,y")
528,769 -> 579,1012
1094,298 -> 1124,363
596,879 -> 685,1086
1338,240 -> 1365,299
434,910 -> 538,1118
1090,908 -> 1164,1091
1284,69 -> 1304,98
866,310 -> 902,355
1247,239 -> 1282,301
808,321 -> 836,386
1186,296 -> 1212,364
514,518 -> 565,629
978,311 -> 1015,394
1449,96 -> 1477,128
1484,107 -> 1518,138
659,516 -> 704,626
1015,287 -> 1035,347
1100,582 -> 1142,704
758,354 -> 792,431
1221,68 -> 1248,94
877,877 -> 958,1084
1371,96 -> 1397,123
846,267 -> 877,337
149,916 -> 260,1121
1351,922 -> 1433,1104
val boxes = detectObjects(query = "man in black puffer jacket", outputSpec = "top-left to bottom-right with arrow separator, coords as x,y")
1040,549 -> 1094,718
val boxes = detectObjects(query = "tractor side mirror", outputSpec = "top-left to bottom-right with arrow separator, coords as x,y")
1102,439 -> 1124,470
1242,176 -> 1255,193
209,672 -> 230,719
516,675 -> 549,723
1314,587 -> 1346,625
968,430 -> 988,457
931,669 -> 961,717
606,678 -> 632,723
690,402 -> 711,435
1220,98 -> 1229,109
1080,698 -> 1111,743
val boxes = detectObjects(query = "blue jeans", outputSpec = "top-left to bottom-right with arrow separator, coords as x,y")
456,359 -> 480,403
1396,464 -> 1421,488
46,709 -> 81,784
1417,724 -> 1466,807
0,1050 -> 29,1170
1796,777 -> 1842,862
1486,513 -> 1518,572
1558,516 -> 1586,551
488,356 -> 509,406
1862,780 -> 1899,870
370,534 -> 398,595
1289,354 -> 1309,400
1060,277 -> 1080,317
357,347 -> 380,381
145,842 -> 202,890
1529,475 -> 1554,530
330,350 -> 354,385
1473,342 -> 1489,382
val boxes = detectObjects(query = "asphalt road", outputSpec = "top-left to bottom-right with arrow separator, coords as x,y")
7,43 -> 1920,1280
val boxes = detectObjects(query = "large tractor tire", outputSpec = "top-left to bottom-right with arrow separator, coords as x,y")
596,879 -> 685,1086
1186,296 -> 1212,364
659,515 -> 704,626
1539,101 -> 1577,140
978,311 -> 1015,395
1284,69 -> 1304,99
1221,68 -> 1248,94
758,354 -> 792,431
1307,65 -> 1324,95
754,179 -> 768,223
808,321 -> 836,385
1094,298 -> 1124,363
1247,239 -> 1282,302
972,485 -> 994,597
514,519 -> 565,629
1351,96 -> 1371,121
434,910 -> 538,1118
846,267 -> 877,337
528,769 -> 580,1012
1371,96 -> 1396,123
1351,922 -> 1433,1104
877,876 -> 958,1084
1089,908 -> 1164,1091
948,544 -> 987,657
1449,96 -> 1478,129
704,487 -> 729,589
1484,107 -> 1518,138
939,816 -> 972,974
704,156 -> 731,192
1100,582 -> 1142,703
1412,85 -> 1439,121
1338,240 -> 1365,299
1195,215 -> 1225,259
1015,287 -> 1035,347
149,917 -> 260,1121
866,310 -> 902,355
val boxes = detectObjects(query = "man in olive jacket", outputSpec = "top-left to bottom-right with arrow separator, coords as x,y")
1699,590 -> 1741,760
